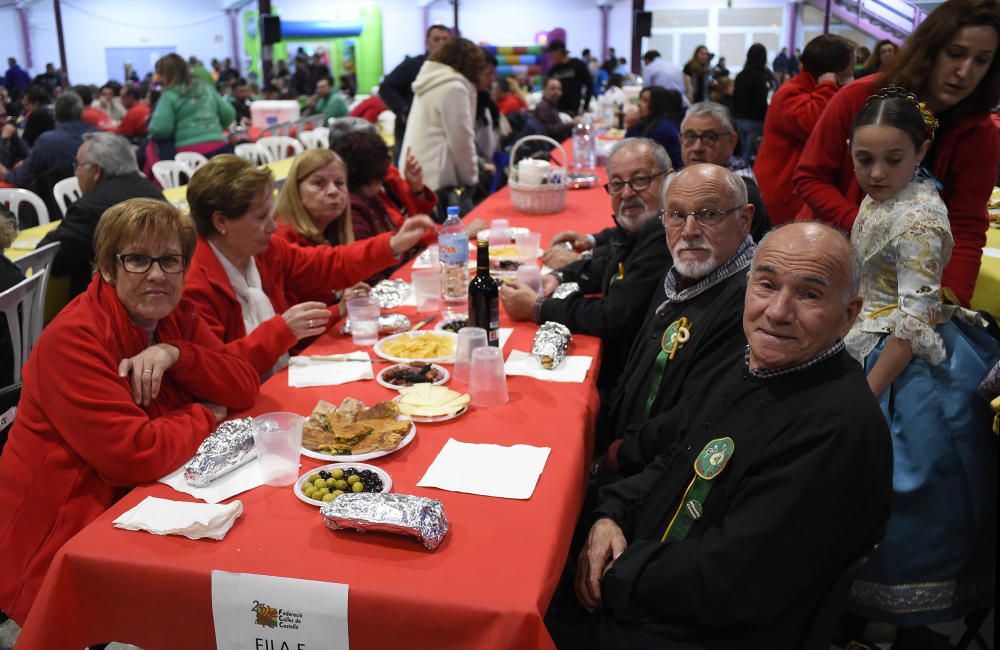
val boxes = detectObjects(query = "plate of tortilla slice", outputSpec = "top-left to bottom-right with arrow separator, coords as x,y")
300,397 -> 416,462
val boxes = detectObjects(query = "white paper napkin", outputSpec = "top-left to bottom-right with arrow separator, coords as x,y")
417,438 -> 551,499
113,496 -> 244,540
983,247 -> 1000,260
288,352 -> 374,387
159,457 -> 265,504
504,349 -> 592,383
499,327 -> 513,350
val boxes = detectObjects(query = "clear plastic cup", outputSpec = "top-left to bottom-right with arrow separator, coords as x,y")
515,231 -> 542,264
453,326 -> 487,383
346,297 -> 380,346
515,265 -> 542,294
251,412 -> 304,486
411,269 -> 441,313
468,346 -> 509,407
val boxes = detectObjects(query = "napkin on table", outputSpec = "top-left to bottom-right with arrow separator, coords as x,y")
288,351 -> 374,387
417,438 -> 551,499
504,349 -> 592,383
159,457 -> 265,504
113,496 -> 244,540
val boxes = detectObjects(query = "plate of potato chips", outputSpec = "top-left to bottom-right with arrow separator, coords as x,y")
374,331 -> 459,364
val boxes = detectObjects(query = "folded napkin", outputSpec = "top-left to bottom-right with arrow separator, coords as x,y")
113,496 -> 243,540
160,457 -> 264,504
288,351 -> 374,387
504,349 -> 592,383
417,438 -> 551,499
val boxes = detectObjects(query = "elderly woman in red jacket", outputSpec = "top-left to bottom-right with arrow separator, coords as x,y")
0,199 -> 259,626
183,155 -> 433,375
793,0 -> 1000,305
329,130 -> 438,283
753,34 -> 855,226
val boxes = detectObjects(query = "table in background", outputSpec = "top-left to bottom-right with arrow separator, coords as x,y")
161,156 -> 295,208
3,221 -> 68,322
16,174 -> 616,650
971,227 -> 1000,319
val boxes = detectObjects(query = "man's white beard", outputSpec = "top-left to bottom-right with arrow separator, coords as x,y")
671,241 -> 718,280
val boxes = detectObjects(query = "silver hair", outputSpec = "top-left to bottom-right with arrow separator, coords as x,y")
681,101 -> 736,134
753,222 -> 862,304
54,91 -> 84,123
81,132 -> 139,177
606,137 -> 673,175
664,164 -> 747,206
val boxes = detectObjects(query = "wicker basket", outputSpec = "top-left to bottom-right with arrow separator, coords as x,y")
508,135 -> 568,215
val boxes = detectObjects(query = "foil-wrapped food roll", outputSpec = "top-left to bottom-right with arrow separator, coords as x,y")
532,321 -> 571,370
183,417 -> 255,487
551,282 -> 581,300
370,279 -> 412,309
321,493 -> 449,551
341,313 -> 411,336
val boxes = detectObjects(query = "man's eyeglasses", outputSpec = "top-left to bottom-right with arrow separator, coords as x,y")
662,206 -> 741,227
72,160 -> 93,172
603,168 -> 670,196
681,130 -> 730,146
116,253 -> 187,274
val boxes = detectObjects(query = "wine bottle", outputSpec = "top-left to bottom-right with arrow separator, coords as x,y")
468,238 -> 500,346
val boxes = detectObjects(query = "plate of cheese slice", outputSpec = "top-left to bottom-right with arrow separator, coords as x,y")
394,384 -> 471,423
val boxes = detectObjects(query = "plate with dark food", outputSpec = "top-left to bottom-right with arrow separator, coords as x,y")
300,397 -> 416,462
435,317 -> 469,333
377,362 -> 450,390
294,463 -> 391,506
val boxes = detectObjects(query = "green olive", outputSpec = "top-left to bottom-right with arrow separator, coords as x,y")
325,477 -> 338,488
322,493 -> 335,502
330,468 -> 344,480
347,475 -> 361,485
335,479 -> 349,491
331,489 -> 345,499
308,474 -> 321,483
313,478 -> 326,489
303,485 -> 314,496
351,481 -> 364,493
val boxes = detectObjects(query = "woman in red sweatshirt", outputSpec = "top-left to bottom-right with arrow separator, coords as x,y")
183,155 -> 433,375
754,34 -> 855,226
0,199 -> 259,625
793,0 -> 1000,305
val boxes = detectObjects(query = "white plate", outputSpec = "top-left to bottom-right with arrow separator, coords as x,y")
392,395 -> 470,423
376,363 -> 450,390
374,330 -> 459,364
293,462 -> 392,507
300,419 -> 416,462
477,227 -> 529,241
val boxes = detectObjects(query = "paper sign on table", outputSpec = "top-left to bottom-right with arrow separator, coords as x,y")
159,457 -> 266,504
288,351 -> 374,387
113,496 -> 243,540
417,438 -> 551,499
212,571 -> 349,650
504,349 -> 592,383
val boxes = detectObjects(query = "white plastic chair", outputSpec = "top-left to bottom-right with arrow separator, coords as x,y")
53,176 -> 81,217
0,188 -> 50,226
234,142 -> 275,165
13,241 -> 60,347
297,127 -> 330,150
257,136 -> 304,162
174,151 -> 209,176
151,161 -> 189,189
0,272 -> 45,384
257,121 -> 295,139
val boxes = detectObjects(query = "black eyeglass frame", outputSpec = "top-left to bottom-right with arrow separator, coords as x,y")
603,168 -> 671,196
115,253 -> 188,274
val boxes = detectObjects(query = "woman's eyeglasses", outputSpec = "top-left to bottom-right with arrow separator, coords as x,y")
116,253 -> 187,274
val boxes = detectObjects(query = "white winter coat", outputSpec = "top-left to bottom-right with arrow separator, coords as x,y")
400,60 -> 479,191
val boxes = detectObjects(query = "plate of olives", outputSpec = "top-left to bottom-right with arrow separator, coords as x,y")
294,463 -> 391,507
377,362 -> 450,390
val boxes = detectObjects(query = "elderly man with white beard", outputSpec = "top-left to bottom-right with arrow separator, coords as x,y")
591,163 -> 756,475
501,138 -> 673,393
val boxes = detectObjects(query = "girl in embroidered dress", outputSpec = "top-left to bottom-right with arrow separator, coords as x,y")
843,87 -> 999,647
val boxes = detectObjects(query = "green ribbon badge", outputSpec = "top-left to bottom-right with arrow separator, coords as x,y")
662,436 -> 735,543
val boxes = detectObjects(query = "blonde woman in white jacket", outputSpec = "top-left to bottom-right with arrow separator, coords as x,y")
400,38 -> 486,195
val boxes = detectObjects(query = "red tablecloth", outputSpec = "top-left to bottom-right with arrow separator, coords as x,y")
16,174 -> 614,650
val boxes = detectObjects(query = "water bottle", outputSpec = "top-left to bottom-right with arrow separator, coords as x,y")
438,206 -> 469,316
572,119 -> 596,170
